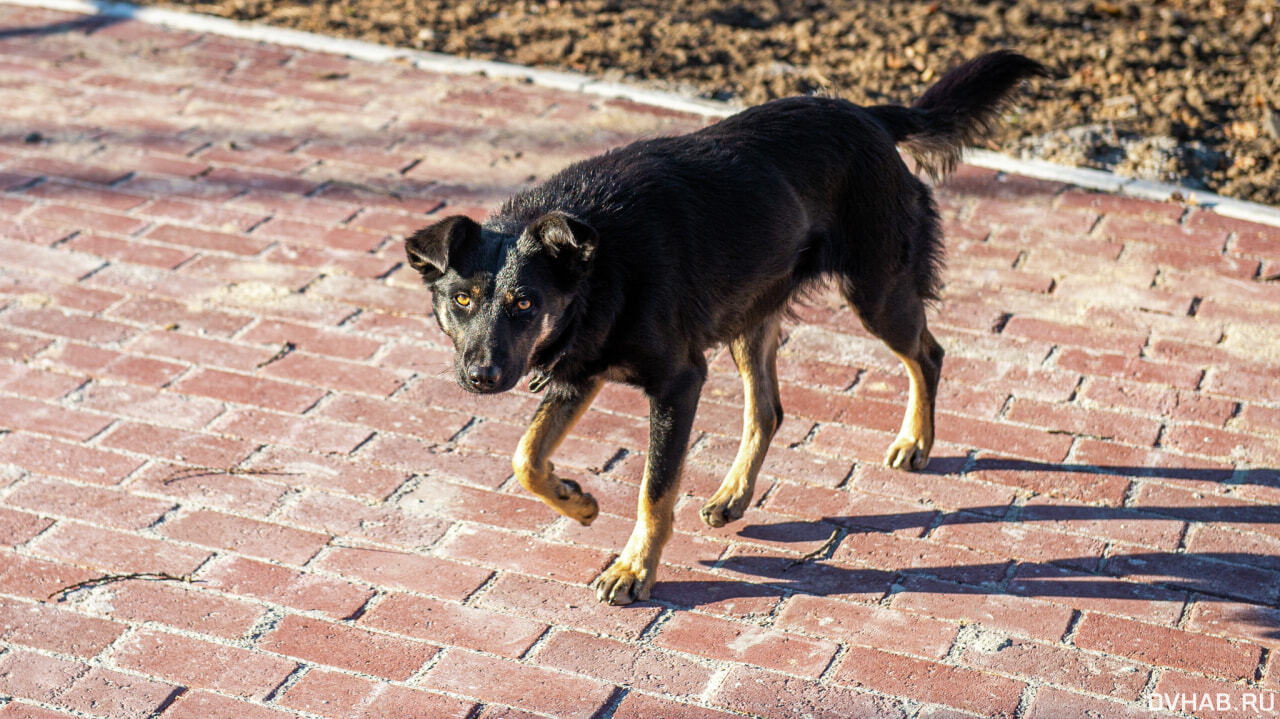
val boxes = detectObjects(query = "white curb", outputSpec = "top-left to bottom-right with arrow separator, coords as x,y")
8,0 -> 1280,229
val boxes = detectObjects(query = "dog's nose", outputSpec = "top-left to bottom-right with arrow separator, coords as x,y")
466,364 -> 502,391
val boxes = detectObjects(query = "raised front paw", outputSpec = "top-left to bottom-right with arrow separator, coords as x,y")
699,483 -> 752,528
593,558 -> 653,605
553,477 -> 599,526
884,434 -> 930,471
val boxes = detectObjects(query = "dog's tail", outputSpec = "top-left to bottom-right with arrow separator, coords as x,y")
868,50 -> 1048,181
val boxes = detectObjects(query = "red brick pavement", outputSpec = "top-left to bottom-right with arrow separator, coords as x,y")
0,4 -> 1278,718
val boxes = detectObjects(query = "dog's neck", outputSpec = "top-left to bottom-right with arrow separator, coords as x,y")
527,297 -> 582,392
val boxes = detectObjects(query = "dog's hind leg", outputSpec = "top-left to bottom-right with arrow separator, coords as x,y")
842,280 -> 944,471
513,378 -> 604,525
700,315 -> 783,527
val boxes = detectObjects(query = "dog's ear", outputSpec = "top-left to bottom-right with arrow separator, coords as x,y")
527,211 -> 597,281
405,215 -> 480,281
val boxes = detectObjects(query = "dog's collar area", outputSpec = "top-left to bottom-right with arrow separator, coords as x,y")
527,302 -> 579,393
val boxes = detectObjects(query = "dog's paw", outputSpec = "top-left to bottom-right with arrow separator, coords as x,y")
884,436 -> 930,471
554,477 -> 599,526
700,486 -> 751,528
593,558 -> 653,605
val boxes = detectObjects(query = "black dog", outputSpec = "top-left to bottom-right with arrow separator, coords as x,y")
407,51 -> 1046,605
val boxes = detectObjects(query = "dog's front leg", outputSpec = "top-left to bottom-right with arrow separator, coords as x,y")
594,366 -> 704,605
513,378 -> 604,525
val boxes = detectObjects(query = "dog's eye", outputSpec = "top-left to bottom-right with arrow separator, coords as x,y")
453,292 -> 471,308
515,298 -> 532,312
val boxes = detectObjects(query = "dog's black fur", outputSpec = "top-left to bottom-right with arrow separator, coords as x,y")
407,51 -> 1047,604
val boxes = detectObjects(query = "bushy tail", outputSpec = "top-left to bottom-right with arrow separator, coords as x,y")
868,50 -> 1049,180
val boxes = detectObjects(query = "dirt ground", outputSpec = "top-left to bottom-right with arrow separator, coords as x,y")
147,0 -> 1279,206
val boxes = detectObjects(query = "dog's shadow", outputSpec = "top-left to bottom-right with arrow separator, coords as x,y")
657,457 -> 1280,638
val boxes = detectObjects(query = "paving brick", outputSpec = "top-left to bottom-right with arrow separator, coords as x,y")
0,432 -> 143,485
361,592 -> 547,658
0,396 -> 112,441
210,407 -> 372,455
835,529 -> 1012,585
892,576 -> 1075,642
313,392 -> 470,443
932,516 -> 1107,572
1074,612 -> 1263,680
159,508 -> 329,564
961,634 -> 1150,700
47,342 -> 187,387
713,665 -> 905,719
4,476 -> 171,529
931,412 -> 1075,464
260,613 -> 437,680
240,318 -> 382,360
107,579 -> 266,638
1151,671 -> 1280,719
1017,494 -> 1186,549
477,572 -> 662,640
612,693 -> 741,719
112,629 -> 297,700
655,611 -> 839,678
3,306 -> 136,344
0,649 -> 86,704
534,629 -> 713,696
0,702 -> 82,719
0,597 -> 126,657
1025,686 -> 1174,719
0,507 -> 53,547
278,668 -> 475,719
98,421 -> 256,467
851,463 -> 1018,515
0,327 -> 53,361
28,203 -> 148,236
160,692 -> 297,719
1163,422 -> 1280,464
835,645 -> 1027,717
1056,189 -> 1185,221
281,489 -> 454,549
31,521 -> 211,577
0,237 -> 105,279
776,594 -> 958,658
76,381 -> 224,431
437,523 -> 611,584
127,329 -> 271,370
0,551 -> 99,602
259,352 -> 405,397
422,649 -> 616,719
1185,599 -> 1280,647
1002,316 -> 1147,357
315,546 -> 492,600
715,542 -> 892,605
1007,561 -> 1188,625
1102,213 -> 1228,252
761,480 -> 936,536
54,667 -> 181,718
199,554 -> 373,618
171,368 -> 326,412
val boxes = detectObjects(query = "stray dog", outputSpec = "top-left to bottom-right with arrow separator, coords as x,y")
407,51 -> 1046,605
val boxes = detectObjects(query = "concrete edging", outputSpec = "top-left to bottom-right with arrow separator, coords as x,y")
10,0 -> 1280,229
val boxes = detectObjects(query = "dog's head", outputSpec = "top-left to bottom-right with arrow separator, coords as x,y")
406,211 -> 596,394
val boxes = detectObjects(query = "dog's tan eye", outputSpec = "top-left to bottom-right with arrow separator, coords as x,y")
453,292 -> 471,308
515,298 -> 532,312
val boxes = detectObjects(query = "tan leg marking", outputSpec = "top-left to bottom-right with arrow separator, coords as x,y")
513,378 -> 603,525
884,344 -> 936,471
593,479 -> 676,605
700,317 -> 782,528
